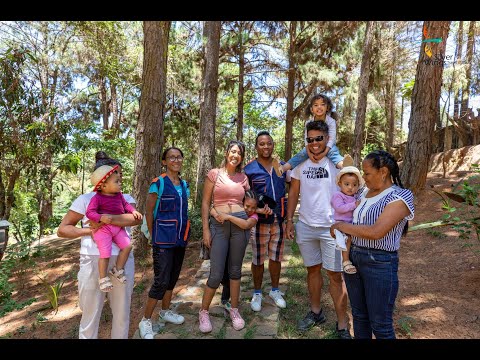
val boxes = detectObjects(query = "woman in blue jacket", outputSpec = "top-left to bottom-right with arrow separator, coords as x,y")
138,146 -> 191,339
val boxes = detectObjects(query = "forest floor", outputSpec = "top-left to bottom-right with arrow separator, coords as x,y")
0,169 -> 479,339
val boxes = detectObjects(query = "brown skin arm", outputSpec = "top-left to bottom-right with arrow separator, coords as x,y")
330,200 -> 411,240
57,203 -> 141,240
285,178 -> 300,240
219,213 -> 257,230
57,210 -> 93,238
202,176 -> 215,248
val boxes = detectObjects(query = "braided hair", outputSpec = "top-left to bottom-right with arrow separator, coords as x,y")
364,150 -> 409,236
243,189 -> 258,204
364,150 -> 404,188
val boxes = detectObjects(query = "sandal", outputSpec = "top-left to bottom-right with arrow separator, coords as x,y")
272,156 -> 283,177
109,266 -> 127,284
342,260 -> 357,275
99,276 -> 113,292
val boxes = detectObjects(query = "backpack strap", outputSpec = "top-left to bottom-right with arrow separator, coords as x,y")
152,174 -> 165,219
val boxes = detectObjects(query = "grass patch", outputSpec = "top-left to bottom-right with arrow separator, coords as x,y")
133,280 -> 147,295
244,324 -> 257,339
214,325 -> 226,339
277,239 -> 343,339
397,316 -> 415,338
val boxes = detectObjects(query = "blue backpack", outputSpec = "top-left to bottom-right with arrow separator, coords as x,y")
140,175 -> 187,239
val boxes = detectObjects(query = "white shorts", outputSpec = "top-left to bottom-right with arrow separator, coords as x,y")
295,220 -> 342,271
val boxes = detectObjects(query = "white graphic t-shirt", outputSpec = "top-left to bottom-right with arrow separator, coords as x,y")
291,158 -> 339,227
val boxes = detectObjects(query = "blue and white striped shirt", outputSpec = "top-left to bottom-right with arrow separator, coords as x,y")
351,185 -> 414,252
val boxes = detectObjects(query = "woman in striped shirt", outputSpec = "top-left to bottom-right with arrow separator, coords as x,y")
330,150 -> 414,339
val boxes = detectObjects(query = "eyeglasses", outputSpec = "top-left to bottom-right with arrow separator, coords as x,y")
306,135 -> 325,143
167,156 -> 184,162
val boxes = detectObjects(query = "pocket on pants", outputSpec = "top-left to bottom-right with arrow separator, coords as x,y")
78,255 -> 96,289
369,252 -> 395,264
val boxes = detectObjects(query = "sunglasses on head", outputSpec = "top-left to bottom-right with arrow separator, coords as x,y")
306,135 -> 325,143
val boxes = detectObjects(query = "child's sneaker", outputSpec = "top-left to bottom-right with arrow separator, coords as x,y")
229,307 -> 245,330
198,309 -> 212,333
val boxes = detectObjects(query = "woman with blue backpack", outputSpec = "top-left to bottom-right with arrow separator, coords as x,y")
138,146 -> 191,339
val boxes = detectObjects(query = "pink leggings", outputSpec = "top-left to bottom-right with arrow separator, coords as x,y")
93,224 -> 131,258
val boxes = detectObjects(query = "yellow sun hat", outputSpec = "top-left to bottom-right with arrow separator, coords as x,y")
336,166 -> 365,188
90,164 -> 119,191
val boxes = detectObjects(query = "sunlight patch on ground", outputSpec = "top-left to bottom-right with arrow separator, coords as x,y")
400,296 -> 430,306
413,307 -> 448,322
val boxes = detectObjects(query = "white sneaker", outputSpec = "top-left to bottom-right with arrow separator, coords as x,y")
139,317 -> 154,339
250,293 -> 263,312
269,289 -> 286,309
159,310 -> 185,325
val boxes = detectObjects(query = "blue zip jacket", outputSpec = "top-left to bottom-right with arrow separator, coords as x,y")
244,159 -> 289,224
151,174 -> 190,248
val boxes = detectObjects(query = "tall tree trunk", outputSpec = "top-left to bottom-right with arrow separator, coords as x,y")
400,96 -> 404,142
460,21 -> 475,118
195,21 -> 221,205
453,21 -> 464,118
0,169 -> 19,221
37,151 -> 53,239
386,22 -> 397,150
353,21 -> 375,167
133,21 -> 171,258
236,22 -> 245,141
98,77 -> 109,130
0,171 -> 5,219
284,21 -> 297,161
401,21 -> 450,194
110,82 -> 119,137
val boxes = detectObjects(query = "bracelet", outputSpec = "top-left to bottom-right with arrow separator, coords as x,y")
286,218 -> 293,222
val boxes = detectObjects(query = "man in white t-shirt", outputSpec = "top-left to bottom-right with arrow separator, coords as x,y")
57,158 -> 141,339
285,120 -> 351,339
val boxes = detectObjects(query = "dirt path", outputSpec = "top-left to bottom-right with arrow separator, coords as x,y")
0,170 -> 479,339
394,171 -> 480,338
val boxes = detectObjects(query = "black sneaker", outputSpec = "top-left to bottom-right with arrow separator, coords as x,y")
336,322 -> 353,339
297,309 -> 326,332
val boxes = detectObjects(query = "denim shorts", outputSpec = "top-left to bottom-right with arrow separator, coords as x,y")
295,220 -> 342,271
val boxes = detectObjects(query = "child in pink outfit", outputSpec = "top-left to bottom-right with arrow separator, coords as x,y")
86,164 -> 142,292
331,163 -> 364,275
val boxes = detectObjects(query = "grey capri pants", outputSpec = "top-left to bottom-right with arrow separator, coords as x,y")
206,211 -> 250,289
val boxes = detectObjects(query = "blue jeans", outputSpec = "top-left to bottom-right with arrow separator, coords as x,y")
344,245 -> 399,339
287,144 -> 343,169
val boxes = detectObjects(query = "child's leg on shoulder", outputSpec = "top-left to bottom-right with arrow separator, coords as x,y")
327,145 -> 344,169
283,147 -> 308,172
